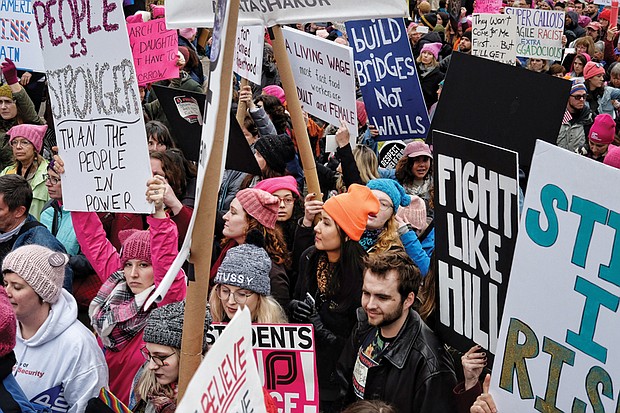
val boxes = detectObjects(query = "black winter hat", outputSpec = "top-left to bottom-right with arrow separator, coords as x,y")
254,134 -> 296,174
420,13 -> 437,30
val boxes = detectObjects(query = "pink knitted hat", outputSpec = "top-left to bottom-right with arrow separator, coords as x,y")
119,229 -> 151,265
236,188 -> 280,229
604,145 -> 620,169
420,42 -> 442,60
583,61 -> 605,80
396,195 -> 428,232
179,28 -> 197,40
7,124 -> 47,152
262,85 -> 286,106
151,4 -> 165,18
254,175 -> 300,196
589,114 -> 615,145
2,245 -> 68,304
0,287 -> 16,358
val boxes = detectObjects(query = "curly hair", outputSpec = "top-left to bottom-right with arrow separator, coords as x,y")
208,286 -> 288,323
246,216 -> 292,269
370,216 -> 403,254
394,155 -> 432,187
256,94 -> 291,134
149,151 -> 186,200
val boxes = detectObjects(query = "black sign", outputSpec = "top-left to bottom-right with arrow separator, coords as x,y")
433,130 -> 519,361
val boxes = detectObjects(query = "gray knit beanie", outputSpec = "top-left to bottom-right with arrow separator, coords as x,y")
2,245 -> 67,304
214,230 -> 272,296
143,300 -> 212,352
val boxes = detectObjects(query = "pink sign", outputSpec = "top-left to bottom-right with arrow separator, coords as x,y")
128,19 -> 179,85
474,0 -> 502,13
208,323 -> 319,412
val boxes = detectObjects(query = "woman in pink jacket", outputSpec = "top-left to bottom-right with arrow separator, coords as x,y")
71,176 -> 186,404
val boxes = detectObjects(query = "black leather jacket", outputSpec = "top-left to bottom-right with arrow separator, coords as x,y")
338,308 -> 458,413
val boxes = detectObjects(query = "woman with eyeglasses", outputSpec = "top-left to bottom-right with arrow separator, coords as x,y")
0,59 -> 46,172
583,61 -> 620,118
209,230 -> 287,323
1,123 -> 49,219
128,300 -> 211,413
211,188 -> 292,309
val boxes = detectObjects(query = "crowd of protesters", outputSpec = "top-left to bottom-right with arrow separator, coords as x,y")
2,0 -> 620,411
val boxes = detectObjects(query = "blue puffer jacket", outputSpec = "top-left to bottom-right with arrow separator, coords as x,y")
0,352 -> 44,413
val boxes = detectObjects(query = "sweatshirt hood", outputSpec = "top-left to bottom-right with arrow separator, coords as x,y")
17,289 -> 77,347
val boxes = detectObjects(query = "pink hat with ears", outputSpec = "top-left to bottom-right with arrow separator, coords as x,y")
262,85 -> 286,106
179,28 -> 197,40
254,175 -> 300,196
420,42 -> 442,60
151,4 -> 165,18
7,124 -> 47,152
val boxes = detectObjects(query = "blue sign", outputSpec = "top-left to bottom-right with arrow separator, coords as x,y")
346,18 -> 430,141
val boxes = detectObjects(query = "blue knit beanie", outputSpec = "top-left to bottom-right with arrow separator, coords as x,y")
366,179 -> 411,212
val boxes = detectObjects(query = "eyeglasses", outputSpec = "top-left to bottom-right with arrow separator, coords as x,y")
379,201 -> 394,211
10,139 -> 32,148
217,285 -> 254,304
140,346 -> 176,367
570,94 -> 587,100
277,196 -> 295,205
43,174 -> 61,185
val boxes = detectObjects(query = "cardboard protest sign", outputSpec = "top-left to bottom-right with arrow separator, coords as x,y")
165,0 -> 407,28
471,13 -> 517,65
504,8 -> 564,60
128,19 -> 179,85
378,140 -> 406,169
234,25 -> 264,84
281,26 -> 357,138
152,84 -> 260,176
491,141 -> 620,411
177,308 -> 267,413
474,0 -> 502,14
1,2 -> 45,72
433,130 -> 519,359
430,52 -> 571,174
208,324 -> 319,412
33,0 -> 152,213
346,18 -> 430,141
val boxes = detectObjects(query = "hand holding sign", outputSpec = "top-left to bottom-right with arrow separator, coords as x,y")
335,118 -> 351,148
471,375 -> 496,413
462,345 -> 487,391
146,176 -> 166,212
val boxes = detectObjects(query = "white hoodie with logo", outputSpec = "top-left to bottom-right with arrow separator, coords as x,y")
13,289 -> 109,413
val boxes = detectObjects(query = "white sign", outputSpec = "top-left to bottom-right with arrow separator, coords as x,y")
282,26 -> 357,138
165,0 -> 408,28
1,2 -> 45,72
505,8 -> 565,60
234,25 -> 264,84
34,0 -> 152,213
471,13 -> 517,66
177,307 -> 267,413
491,141 -> 620,411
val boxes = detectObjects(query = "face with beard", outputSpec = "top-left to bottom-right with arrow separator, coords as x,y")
361,270 -> 414,336
459,36 -> 471,53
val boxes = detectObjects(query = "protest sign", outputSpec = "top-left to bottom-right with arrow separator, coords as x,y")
165,0 -> 407,28
153,84 -> 260,175
208,323 -> 319,412
433,130 -> 519,358
471,13 -> 517,65
505,8 -> 564,60
474,0 -> 502,14
33,0 -> 152,213
281,26 -> 357,138
234,25 -> 264,84
128,19 -> 179,85
430,52 -> 571,174
177,308 -> 267,413
347,18 -> 430,141
491,141 -> 620,411
378,140 -> 406,169
1,1 -> 45,71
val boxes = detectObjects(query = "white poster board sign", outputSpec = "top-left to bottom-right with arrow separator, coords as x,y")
33,0 -> 152,213
234,25 -> 264,84
472,13 -> 518,65
505,8 -> 565,61
491,141 -> 620,411
281,26 -> 357,138
2,2 -> 45,72
165,0 -> 408,28
177,307 -> 267,413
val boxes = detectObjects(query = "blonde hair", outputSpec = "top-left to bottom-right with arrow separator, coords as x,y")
416,53 -> 439,68
208,286 -> 288,323
369,216 -> 403,254
336,145 -> 379,192
134,347 -> 180,404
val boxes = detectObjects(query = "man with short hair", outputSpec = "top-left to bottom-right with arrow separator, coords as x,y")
0,175 -> 70,287
557,81 -> 594,152
338,250 -> 457,413
574,0 -> 585,14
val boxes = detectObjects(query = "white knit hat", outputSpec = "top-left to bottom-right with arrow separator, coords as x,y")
2,245 -> 68,303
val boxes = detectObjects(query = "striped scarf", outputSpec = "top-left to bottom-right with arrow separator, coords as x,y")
89,270 -> 154,351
